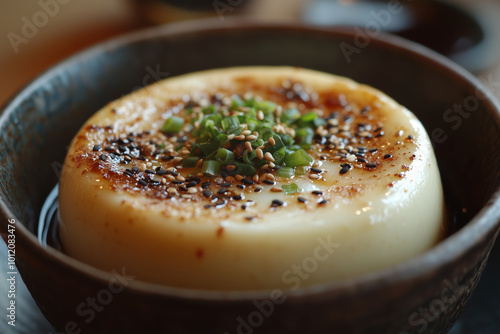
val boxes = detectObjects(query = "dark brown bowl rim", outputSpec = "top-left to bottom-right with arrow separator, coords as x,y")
1,18 -> 500,301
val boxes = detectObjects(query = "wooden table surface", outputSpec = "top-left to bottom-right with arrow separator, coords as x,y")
0,1 -> 499,333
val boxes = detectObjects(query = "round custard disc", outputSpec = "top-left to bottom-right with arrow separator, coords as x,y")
59,67 -> 446,291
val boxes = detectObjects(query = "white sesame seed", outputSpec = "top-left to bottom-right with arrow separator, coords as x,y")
270,187 -> 283,193
242,130 -> 251,135
309,174 -> 320,180
257,110 -> 264,121
246,135 -> 258,141
171,157 -> 182,164
188,187 -> 198,194
264,152 -> 275,162
256,148 -> 264,160
347,154 -> 356,162
166,175 -> 175,181
245,141 -> 253,152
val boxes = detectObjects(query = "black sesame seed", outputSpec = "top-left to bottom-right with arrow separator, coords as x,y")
156,169 -> 167,176
311,167 -> 323,173
384,153 -> 393,159
93,144 -> 101,152
117,139 -> 128,145
186,181 -> 197,188
203,204 -> 212,209
366,163 -> 377,168
202,181 -> 211,189
203,190 -> 212,198
124,171 -> 133,177
169,171 -> 179,177
237,184 -> 245,190
271,199 -> 285,207
375,131 -> 385,138
357,158 -> 367,163
221,182 -> 231,188
245,216 -> 255,221
172,180 -> 184,185
220,170 -> 229,178
318,199 -> 328,205
217,188 -> 227,195
132,166 -> 139,173
105,146 -> 115,152
145,169 -> 155,174
178,186 -> 188,192
99,154 -> 106,161
312,190 -> 323,196
138,179 -> 148,186
340,163 -> 351,175
233,195 -> 243,201
189,177 -> 201,184
254,187 -> 263,193
298,197 -> 308,204
369,148 -> 378,153
263,180 -> 275,185
408,135 -> 414,140
242,178 -> 255,185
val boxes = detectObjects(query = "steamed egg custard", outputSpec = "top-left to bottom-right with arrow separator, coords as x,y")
59,67 -> 446,290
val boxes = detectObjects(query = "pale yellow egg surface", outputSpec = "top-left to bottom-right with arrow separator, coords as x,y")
59,67 -> 446,290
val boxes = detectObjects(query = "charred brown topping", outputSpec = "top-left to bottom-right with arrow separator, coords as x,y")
76,80 -> 408,210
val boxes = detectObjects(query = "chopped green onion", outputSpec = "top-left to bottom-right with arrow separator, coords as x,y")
162,116 -> 184,133
295,166 -> 310,176
295,127 -> 314,149
282,183 -> 300,194
182,156 -> 199,168
215,148 -> 234,165
221,117 -> 241,134
284,149 -> 313,167
201,160 -> 220,176
276,166 -> 295,178
233,162 -> 257,176
280,108 -> 301,125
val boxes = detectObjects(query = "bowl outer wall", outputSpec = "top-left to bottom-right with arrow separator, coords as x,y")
1,19 -> 500,333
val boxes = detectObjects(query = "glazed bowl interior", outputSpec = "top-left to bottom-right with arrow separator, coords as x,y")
1,20 -> 500,333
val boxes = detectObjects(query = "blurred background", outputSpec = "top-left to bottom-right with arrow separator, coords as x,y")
0,0 -> 499,333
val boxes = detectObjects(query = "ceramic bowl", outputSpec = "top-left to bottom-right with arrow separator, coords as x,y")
1,20 -> 499,334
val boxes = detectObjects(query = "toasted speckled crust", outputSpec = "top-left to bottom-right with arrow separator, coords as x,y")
59,67 -> 446,290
